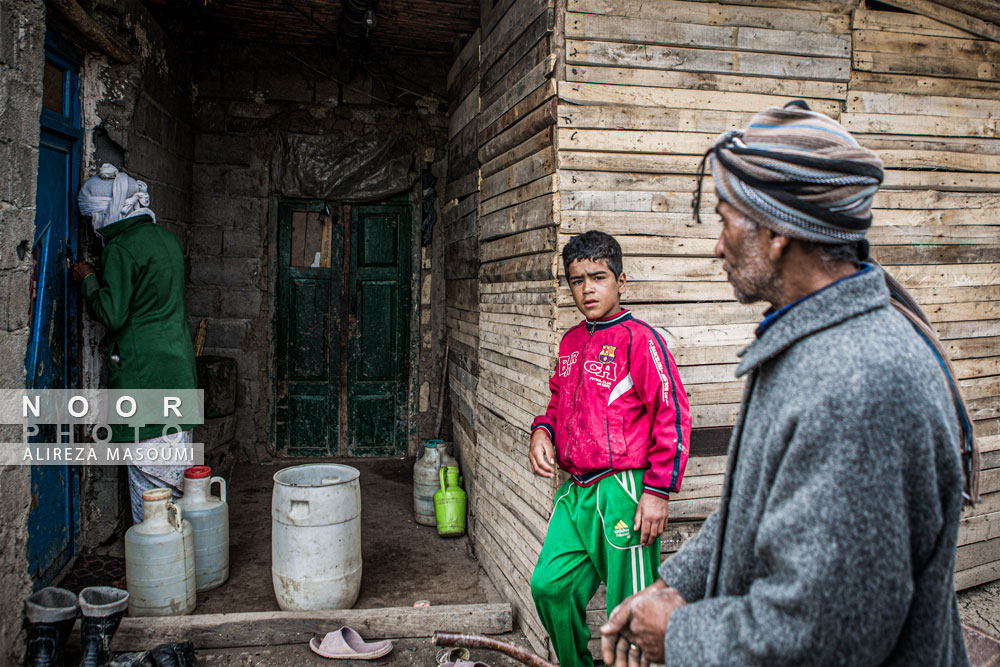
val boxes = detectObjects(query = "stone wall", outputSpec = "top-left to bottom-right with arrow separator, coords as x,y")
0,0 -> 45,660
188,42 -> 450,458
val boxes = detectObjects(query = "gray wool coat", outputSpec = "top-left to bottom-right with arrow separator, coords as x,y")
659,264 -> 969,666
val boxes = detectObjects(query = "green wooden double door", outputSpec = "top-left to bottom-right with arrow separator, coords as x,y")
276,200 -> 411,456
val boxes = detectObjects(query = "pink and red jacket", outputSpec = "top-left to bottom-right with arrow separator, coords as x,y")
531,310 -> 692,499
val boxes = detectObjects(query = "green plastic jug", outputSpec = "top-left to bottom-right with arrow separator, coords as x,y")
433,466 -> 467,537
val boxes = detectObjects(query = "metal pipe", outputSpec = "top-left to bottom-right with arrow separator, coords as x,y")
432,632 -> 557,667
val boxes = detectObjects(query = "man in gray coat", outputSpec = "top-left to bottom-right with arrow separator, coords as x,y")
601,101 -> 971,666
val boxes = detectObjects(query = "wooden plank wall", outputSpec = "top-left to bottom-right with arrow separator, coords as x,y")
842,6 -> 1000,592
555,0 -> 1000,655
444,29 -> 483,523
471,0 -> 561,655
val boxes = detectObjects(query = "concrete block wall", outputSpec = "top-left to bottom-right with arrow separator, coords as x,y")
0,0 -> 45,661
188,42 -> 452,458
85,0 -> 194,240
77,0 -> 195,548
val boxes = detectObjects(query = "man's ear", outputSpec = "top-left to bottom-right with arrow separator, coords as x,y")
617,272 -> 627,294
764,229 -> 790,261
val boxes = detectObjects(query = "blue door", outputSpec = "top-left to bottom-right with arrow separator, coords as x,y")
26,33 -> 82,588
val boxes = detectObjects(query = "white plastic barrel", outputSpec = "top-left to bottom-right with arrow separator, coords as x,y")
271,464 -> 362,610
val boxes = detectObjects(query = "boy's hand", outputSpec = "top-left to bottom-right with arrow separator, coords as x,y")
634,493 -> 669,546
529,429 -> 556,478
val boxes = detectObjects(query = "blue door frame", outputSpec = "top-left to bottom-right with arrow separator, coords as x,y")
26,31 -> 82,588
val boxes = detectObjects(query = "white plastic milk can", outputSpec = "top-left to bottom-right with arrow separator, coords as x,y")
413,441 -> 442,526
125,487 -> 197,616
177,466 -> 230,592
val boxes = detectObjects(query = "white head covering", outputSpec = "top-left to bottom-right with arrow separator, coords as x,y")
77,163 -> 157,234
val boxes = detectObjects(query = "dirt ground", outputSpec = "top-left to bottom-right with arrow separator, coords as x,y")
195,634 -> 534,666
71,456 -> 1000,665
959,579 -> 1000,636
195,457 -> 491,612
193,457 -> 539,664
66,457 -> 538,666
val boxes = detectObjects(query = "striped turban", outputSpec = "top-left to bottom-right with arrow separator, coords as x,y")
700,101 -> 884,256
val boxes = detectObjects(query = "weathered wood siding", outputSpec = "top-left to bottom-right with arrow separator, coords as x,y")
555,0 -> 1000,654
445,29 -> 483,520
443,0 -> 561,655
842,6 -> 1000,592
474,0 -> 560,655
445,0 -> 1000,657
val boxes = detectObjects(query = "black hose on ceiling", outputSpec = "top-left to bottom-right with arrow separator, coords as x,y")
337,0 -> 369,54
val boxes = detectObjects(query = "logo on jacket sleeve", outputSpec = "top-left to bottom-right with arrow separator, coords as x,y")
598,345 -> 617,364
614,519 -> 631,539
648,340 -> 671,402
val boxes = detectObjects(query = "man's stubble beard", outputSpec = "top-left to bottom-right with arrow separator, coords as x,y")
729,239 -> 782,306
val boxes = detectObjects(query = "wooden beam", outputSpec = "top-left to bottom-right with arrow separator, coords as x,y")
47,0 -> 134,63
879,0 -> 1000,44
102,603 -> 513,651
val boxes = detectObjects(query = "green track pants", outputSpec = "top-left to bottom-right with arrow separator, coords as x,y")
530,470 -> 661,667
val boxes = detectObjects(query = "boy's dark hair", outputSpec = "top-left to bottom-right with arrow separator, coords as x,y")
562,231 -> 623,278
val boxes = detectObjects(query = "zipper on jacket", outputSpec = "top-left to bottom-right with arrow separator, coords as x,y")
571,329 -> 595,425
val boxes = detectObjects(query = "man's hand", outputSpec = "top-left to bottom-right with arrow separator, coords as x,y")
634,492 -> 669,546
600,581 -> 665,665
71,261 -> 96,283
601,583 -> 686,666
528,429 -> 556,478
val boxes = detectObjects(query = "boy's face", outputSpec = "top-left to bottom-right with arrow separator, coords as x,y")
567,258 -> 626,321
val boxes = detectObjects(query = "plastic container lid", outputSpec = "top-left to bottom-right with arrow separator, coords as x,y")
142,488 -> 172,502
425,439 -> 443,448
185,466 -> 212,479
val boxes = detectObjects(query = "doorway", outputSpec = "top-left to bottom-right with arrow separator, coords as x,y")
26,33 -> 82,588
274,199 -> 412,457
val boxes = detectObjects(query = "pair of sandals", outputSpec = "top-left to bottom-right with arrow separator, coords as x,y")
308,627 -> 488,665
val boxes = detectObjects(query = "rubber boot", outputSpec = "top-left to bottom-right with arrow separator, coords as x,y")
78,587 -> 129,667
107,653 -> 153,667
24,587 -> 78,667
148,642 -> 197,667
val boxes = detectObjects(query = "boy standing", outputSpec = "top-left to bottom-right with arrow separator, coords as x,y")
529,231 -> 691,666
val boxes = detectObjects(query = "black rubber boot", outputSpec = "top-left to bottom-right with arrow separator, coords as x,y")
24,587 -> 78,667
107,652 -> 153,667
78,587 -> 129,667
148,642 -> 198,667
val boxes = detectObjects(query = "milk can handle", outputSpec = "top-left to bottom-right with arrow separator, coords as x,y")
167,502 -> 183,531
211,476 -> 227,503
439,466 -> 447,493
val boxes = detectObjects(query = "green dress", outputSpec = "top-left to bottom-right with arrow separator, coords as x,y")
82,214 -> 198,442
